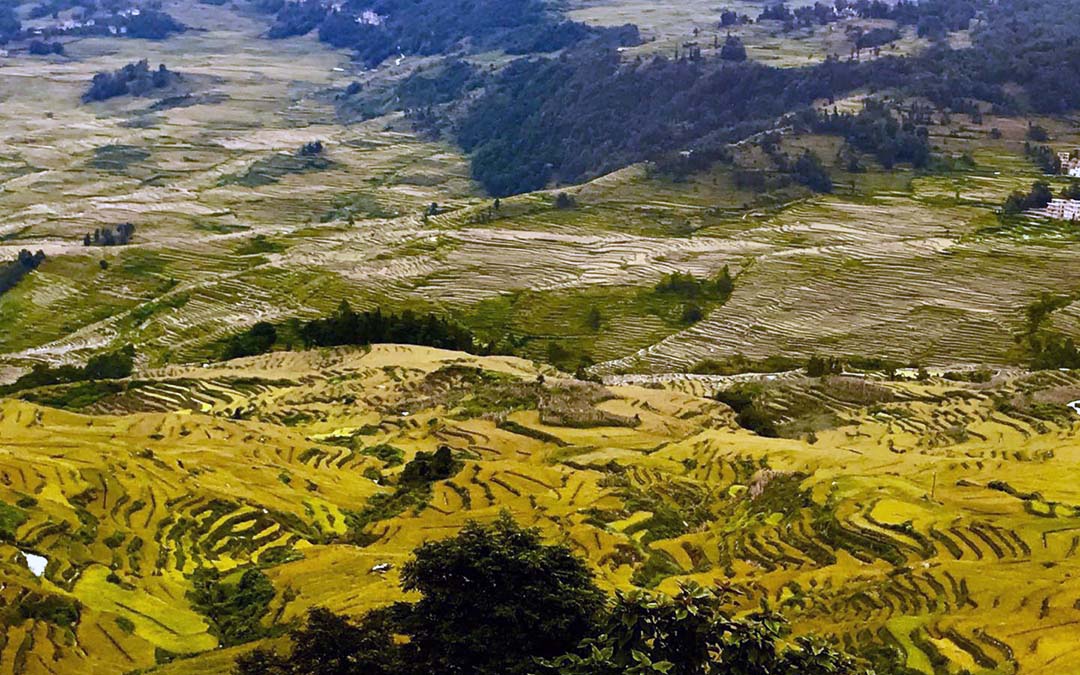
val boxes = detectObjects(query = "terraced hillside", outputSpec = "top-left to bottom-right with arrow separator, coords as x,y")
3,0 -> 1080,380
1,345 -> 1080,673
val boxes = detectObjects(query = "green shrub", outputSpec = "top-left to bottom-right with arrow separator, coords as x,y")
18,593 -> 81,627
0,502 -> 27,541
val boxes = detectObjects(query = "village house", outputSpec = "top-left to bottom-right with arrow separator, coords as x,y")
1058,149 -> 1080,177
1045,198 -> 1080,221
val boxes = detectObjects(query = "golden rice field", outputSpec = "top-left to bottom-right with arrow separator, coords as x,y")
2,345 -> 1080,673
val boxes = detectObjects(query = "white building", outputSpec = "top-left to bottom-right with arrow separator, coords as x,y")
1059,148 -> 1080,177
1045,199 -> 1080,221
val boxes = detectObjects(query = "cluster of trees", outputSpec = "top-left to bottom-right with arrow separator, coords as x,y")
716,384 -> 780,437
719,34 -> 747,62
0,345 -> 135,395
299,302 -> 480,353
854,26 -> 900,49
808,100 -> 930,169
654,267 -> 735,324
190,567 -> 276,647
807,355 -> 845,377
83,60 -> 179,102
237,516 -> 877,675
0,249 -> 46,297
123,9 -> 185,39
82,222 -> 135,246
345,446 -> 462,537
220,321 -> 277,360
261,0 -> 639,67
458,50 -> 885,195
396,58 -> 482,109
217,302 -> 495,361
1024,142 -> 1061,174
719,9 -> 750,27
28,40 -> 64,55
755,2 -> 848,31
0,4 -> 20,44
2,4 -> 182,46
791,150 -> 833,192
1002,180 -> 1054,216
655,267 -> 734,301
854,0 -> 977,40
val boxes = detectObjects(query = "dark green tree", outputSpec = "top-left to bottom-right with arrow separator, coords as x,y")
399,513 -> 605,674
543,584 -> 861,675
720,34 -> 747,62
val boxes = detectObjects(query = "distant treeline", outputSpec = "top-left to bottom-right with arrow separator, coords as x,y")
83,60 -> 180,102
0,250 -> 46,297
1,5 -> 182,46
0,4 -> 21,44
219,302 -> 498,361
256,0 -> 639,67
457,51 -> 877,196
0,345 -> 135,395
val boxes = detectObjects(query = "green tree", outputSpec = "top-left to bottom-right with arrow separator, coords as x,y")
543,584 -> 861,675
235,607 -> 402,675
235,515 -> 605,675
585,306 -> 602,331
399,513 -> 605,674
720,34 -> 747,62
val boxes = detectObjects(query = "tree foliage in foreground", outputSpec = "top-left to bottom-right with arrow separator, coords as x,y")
236,514 -> 604,675
542,584 -> 861,675
235,516 -> 874,675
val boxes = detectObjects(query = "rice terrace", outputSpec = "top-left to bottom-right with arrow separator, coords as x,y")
2,0 -> 1080,673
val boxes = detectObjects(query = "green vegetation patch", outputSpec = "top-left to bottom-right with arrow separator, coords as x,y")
465,268 -> 735,371
322,190 -> 395,221
0,501 -> 28,541
188,567 -> 276,647
219,153 -> 335,188
88,144 -> 151,173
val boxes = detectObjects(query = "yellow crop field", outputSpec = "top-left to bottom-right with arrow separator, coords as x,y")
0,345 -> 1078,673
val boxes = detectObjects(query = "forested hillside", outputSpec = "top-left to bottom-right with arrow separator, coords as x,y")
453,0 -> 1080,194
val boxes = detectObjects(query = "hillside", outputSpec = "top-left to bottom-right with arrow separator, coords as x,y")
4,0 -> 1080,672
1,345 -> 1080,673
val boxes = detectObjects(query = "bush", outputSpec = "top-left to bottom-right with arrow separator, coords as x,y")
719,34 -> 747,62
0,502 -> 27,541
188,567 -> 275,647
18,593 -> 81,627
